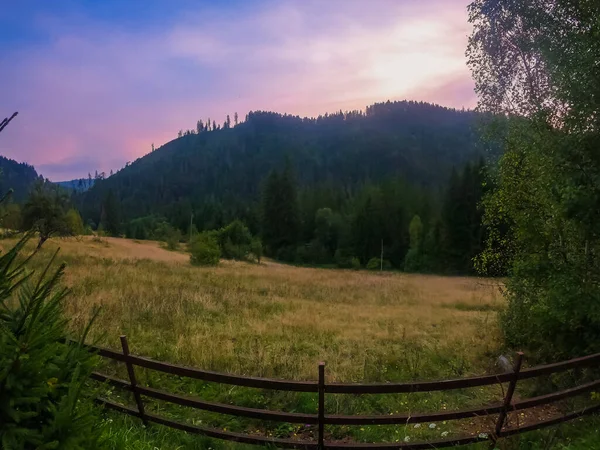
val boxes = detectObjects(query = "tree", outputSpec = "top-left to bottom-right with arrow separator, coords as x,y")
22,181 -> 70,248
65,208 -> 84,235
0,203 -> 21,231
189,232 -> 220,266
0,234 -> 104,448
468,0 -> 600,359
100,189 -> 121,236
225,115 -> 231,129
217,219 -> 253,260
197,120 -> 204,134
152,143 -> 155,152
440,162 -> 486,273
250,237 -> 263,263
234,112 -> 238,126
404,215 -> 423,271
260,162 -> 300,259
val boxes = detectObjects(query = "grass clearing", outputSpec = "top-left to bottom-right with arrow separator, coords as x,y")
2,236 -> 594,448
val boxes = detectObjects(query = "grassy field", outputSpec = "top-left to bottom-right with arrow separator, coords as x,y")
3,236 -> 598,449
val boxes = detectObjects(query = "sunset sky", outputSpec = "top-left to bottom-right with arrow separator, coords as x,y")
0,0 -> 475,181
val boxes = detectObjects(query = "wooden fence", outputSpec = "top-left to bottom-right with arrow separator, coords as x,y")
86,336 -> 600,449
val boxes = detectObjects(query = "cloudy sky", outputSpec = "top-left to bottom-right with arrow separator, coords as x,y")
0,0 -> 475,181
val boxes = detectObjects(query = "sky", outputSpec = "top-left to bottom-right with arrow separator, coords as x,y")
0,0 -> 476,181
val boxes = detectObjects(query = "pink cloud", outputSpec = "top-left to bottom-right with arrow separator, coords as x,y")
0,0 -> 474,180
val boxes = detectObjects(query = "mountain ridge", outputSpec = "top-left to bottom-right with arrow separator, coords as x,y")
78,100 -> 487,232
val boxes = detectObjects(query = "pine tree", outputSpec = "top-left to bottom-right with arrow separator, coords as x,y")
0,234 -> 104,448
234,112 -> 238,126
260,162 -> 300,259
101,189 -> 121,236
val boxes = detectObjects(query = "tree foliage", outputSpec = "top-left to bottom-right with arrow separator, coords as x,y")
189,233 -> 221,266
0,234 -> 104,448
22,181 -> 71,248
469,0 -> 600,359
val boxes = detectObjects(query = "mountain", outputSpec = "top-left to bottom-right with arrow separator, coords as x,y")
78,101 -> 486,233
0,155 -> 40,202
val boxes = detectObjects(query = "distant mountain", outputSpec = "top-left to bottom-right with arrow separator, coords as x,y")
56,178 -> 95,193
78,100 -> 487,231
0,155 -> 40,202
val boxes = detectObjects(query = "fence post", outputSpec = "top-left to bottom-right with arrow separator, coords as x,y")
490,352 -> 523,447
120,335 -> 147,425
318,362 -> 325,450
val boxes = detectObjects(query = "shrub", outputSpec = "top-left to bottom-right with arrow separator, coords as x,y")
217,220 -> 252,260
164,228 -> 182,251
366,257 -> 380,270
366,257 -> 391,271
0,234 -> 104,448
250,237 -> 263,263
190,233 -> 220,266
350,257 -> 361,270
65,208 -> 85,235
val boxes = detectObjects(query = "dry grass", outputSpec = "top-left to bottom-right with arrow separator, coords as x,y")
1,236 -> 504,383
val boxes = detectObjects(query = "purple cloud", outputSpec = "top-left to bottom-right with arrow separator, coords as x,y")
0,0 -> 474,180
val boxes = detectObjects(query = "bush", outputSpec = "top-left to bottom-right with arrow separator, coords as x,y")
366,257 -> 391,271
164,228 -> 182,251
217,220 -> 252,260
250,237 -> 263,263
65,208 -> 85,235
190,233 -> 220,266
350,257 -> 361,270
366,257 -> 380,270
0,234 -> 104,448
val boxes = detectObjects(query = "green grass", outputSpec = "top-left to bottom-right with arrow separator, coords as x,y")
2,236 -> 597,449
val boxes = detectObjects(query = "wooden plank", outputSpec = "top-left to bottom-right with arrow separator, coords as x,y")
96,398 -> 317,448
500,403 -> 600,437
137,385 -> 319,424
318,362 -> 325,450
513,379 -> 600,410
91,372 -> 131,389
120,335 -> 147,425
518,353 -> 600,380
125,353 -> 319,392
324,403 -> 503,425
325,372 -> 513,394
491,352 -> 523,445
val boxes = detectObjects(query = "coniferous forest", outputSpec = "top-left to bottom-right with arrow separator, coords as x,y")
69,100 -> 495,273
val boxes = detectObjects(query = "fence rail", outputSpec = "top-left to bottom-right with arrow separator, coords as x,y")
83,336 -> 600,449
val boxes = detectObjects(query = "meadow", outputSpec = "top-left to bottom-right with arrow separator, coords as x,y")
3,236 -> 597,449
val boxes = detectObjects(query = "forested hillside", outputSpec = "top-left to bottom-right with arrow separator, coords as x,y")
0,155 -> 39,202
75,101 -> 492,272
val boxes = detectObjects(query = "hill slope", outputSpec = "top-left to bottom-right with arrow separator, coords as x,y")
79,101 -> 485,230
0,155 -> 40,202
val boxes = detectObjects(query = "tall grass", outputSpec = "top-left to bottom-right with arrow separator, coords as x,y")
3,236 -> 594,448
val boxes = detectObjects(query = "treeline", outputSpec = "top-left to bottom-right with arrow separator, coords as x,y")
258,159 -> 487,272
0,155 -> 40,202
87,158 -> 487,273
0,180 -> 89,247
77,101 -> 489,234
69,100 -> 493,273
